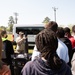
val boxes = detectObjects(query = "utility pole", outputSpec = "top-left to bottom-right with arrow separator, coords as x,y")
14,12 -> 18,24
52,7 -> 58,22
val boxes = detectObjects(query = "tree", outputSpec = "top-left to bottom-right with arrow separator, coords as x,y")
0,26 -> 6,30
8,16 -> 14,32
42,17 -> 50,24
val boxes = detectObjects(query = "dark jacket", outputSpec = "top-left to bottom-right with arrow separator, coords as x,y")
2,40 -> 14,64
21,58 -> 72,75
60,37 -> 73,67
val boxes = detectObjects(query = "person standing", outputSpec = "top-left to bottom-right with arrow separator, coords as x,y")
56,27 -> 73,67
64,27 -> 75,49
0,33 -> 11,75
16,31 -> 26,54
1,30 -> 14,75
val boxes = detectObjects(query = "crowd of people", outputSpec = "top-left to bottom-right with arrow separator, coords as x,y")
0,21 -> 75,75
22,21 -> 75,75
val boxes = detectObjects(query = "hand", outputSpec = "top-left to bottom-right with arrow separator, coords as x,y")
23,37 -> 26,40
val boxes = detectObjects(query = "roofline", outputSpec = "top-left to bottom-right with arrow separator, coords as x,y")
13,24 -> 45,27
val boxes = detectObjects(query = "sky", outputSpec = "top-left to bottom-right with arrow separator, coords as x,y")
0,0 -> 75,27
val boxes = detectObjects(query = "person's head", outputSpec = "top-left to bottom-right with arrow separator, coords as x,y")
1,30 -> 8,38
45,21 -> 58,32
56,27 -> 65,38
63,27 -> 71,37
35,29 -> 61,70
72,25 -> 75,33
19,31 -> 24,37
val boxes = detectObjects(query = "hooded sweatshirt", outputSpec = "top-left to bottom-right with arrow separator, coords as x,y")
21,58 -> 72,75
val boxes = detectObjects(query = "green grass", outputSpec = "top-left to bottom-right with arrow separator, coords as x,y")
28,49 -> 33,54
7,34 -> 13,41
13,45 -> 33,54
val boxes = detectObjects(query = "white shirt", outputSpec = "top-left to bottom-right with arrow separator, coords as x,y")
32,39 -> 69,63
32,45 -> 41,61
56,39 -> 69,63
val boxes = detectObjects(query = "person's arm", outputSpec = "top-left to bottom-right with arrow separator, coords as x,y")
0,65 -> 11,75
16,37 -> 26,45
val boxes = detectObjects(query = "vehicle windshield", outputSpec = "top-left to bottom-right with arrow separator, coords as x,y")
16,27 -> 44,35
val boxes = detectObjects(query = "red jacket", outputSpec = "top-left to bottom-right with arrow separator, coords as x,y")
69,36 -> 75,48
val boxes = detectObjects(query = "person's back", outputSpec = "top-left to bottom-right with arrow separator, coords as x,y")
21,29 -> 72,75
56,39 -> 69,63
2,40 -> 14,64
60,37 -> 73,66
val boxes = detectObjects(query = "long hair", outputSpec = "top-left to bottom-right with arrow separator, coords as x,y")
35,29 -> 62,70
